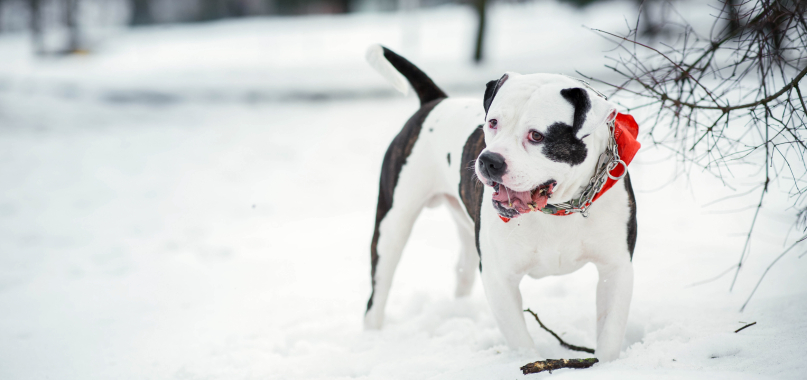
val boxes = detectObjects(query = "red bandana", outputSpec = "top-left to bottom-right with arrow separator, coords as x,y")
499,113 -> 640,222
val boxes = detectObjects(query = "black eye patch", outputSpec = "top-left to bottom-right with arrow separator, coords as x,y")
538,88 -> 592,166
541,122 -> 587,166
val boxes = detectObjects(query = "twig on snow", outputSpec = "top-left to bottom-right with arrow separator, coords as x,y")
735,321 -> 757,333
523,309 -> 595,354
520,358 -> 599,375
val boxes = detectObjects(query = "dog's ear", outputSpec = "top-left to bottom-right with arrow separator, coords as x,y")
560,87 -> 617,139
483,73 -> 509,116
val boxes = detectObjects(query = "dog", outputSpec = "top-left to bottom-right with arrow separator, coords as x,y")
363,45 -> 638,361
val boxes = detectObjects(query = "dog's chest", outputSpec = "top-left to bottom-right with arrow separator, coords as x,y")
524,244 -> 589,279
485,210 -> 592,278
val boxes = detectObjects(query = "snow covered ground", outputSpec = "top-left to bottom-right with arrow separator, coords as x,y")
0,2 -> 806,379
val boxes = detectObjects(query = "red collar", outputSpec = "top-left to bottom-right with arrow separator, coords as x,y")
499,113 -> 640,222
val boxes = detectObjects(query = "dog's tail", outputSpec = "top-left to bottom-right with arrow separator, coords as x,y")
366,44 -> 447,106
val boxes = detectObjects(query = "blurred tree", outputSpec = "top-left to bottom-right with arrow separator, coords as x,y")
274,0 -> 294,15
64,0 -> 82,53
275,0 -> 349,15
199,0 -> 268,20
558,0 -> 668,38
721,0 -> 796,57
28,0 -> 43,54
227,0 -> 248,16
634,0 -> 665,37
472,0 -> 486,63
336,0 -> 350,12
130,0 -> 154,26
198,0 -> 225,20
557,0 -> 598,6
725,0 -> 741,37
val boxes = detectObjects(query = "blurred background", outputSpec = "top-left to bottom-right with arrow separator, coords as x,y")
0,0 -> 684,100
0,0 -> 805,379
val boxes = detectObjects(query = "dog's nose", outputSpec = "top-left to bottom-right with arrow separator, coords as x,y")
478,151 -> 507,182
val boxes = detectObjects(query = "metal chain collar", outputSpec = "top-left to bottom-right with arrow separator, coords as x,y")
530,76 -> 627,217
540,118 -> 627,217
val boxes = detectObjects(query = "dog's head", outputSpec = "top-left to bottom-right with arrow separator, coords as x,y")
475,73 -> 617,219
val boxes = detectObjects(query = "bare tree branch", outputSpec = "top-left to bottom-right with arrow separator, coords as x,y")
741,233 -> 807,311
587,0 -> 807,306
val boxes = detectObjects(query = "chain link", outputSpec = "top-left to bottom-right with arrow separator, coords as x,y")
541,118 -> 620,217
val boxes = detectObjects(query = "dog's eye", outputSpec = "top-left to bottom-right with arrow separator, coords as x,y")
528,131 -> 544,143
488,119 -> 498,129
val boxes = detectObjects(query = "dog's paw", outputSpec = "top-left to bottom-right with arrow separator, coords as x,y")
363,311 -> 384,330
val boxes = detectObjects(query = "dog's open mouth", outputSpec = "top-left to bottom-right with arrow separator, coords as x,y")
491,180 -> 557,219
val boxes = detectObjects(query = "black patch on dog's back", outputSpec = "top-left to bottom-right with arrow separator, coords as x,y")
368,98 -> 445,312
540,88 -> 591,166
459,125 -> 486,271
624,172 -> 637,260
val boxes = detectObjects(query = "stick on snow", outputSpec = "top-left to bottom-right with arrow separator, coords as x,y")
735,322 -> 757,333
520,358 -> 599,375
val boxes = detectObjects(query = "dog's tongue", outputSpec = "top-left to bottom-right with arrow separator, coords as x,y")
492,183 -> 555,214
492,187 -> 532,214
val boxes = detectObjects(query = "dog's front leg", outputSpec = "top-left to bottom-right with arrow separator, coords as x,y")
594,260 -> 633,361
481,267 -> 534,350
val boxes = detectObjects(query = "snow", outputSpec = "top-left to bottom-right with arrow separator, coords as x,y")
0,1 -> 806,379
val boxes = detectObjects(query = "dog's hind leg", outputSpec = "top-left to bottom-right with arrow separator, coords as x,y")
363,72 -> 445,329
445,195 -> 478,297
364,176 -> 431,330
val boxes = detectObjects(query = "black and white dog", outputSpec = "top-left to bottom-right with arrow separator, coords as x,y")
363,45 -> 637,361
